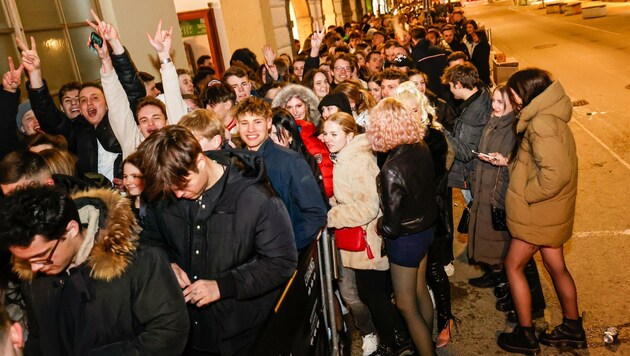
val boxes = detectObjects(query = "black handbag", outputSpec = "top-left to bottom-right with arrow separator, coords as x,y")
457,201 -> 471,233
490,167 -> 508,231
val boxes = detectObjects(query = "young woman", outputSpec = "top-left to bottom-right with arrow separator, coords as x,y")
395,83 -> 456,348
334,82 -> 376,129
302,69 -> 331,100
368,99 -> 438,356
323,112 -> 406,355
491,68 -> 584,353
122,152 -> 146,226
367,73 -> 383,102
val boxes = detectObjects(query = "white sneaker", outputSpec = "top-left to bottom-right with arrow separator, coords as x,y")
362,333 -> 378,356
444,262 -> 455,277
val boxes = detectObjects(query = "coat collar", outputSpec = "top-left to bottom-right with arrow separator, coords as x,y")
13,189 -> 139,282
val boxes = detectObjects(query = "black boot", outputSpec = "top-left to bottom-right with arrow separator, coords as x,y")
496,296 -> 514,312
469,269 -> 505,288
539,317 -> 587,349
497,325 -> 540,354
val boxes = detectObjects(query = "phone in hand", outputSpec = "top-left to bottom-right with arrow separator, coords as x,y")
89,31 -> 103,54
472,150 -> 495,160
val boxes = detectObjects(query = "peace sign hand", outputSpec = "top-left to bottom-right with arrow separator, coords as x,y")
86,8 -> 124,55
16,36 -> 40,73
2,57 -> 24,93
311,22 -> 324,50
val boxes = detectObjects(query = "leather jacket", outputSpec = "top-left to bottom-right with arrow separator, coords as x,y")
377,142 -> 438,239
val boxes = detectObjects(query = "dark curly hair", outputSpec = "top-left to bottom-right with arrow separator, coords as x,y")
0,186 -> 79,249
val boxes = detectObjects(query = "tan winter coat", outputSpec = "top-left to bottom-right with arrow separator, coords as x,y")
328,134 -> 389,270
506,81 -> 578,246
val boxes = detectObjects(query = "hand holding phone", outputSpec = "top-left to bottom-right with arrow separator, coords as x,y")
472,150 -> 495,160
89,31 -> 103,54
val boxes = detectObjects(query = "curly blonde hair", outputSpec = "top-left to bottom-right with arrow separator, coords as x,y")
367,98 -> 426,152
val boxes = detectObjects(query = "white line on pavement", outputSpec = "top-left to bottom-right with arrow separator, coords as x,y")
574,229 -> 630,237
573,118 -> 630,171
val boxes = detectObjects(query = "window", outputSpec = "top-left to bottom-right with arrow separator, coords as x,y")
1,0 -> 101,96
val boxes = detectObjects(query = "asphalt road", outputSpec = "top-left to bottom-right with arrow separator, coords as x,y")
437,1 -> 630,355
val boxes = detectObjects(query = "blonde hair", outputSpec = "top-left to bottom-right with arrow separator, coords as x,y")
327,112 -> 358,135
367,98 -> 426,152
39,149 -> 77,176
178,109 -> 225,142
395,81 -> 436,127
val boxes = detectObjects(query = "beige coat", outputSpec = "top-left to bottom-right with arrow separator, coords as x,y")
328,134 -> 389,270
506,81 -> 578,246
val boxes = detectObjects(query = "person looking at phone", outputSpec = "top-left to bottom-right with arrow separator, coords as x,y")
440,62 -> 491,207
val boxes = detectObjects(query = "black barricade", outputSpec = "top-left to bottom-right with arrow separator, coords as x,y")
249,240 -> 330,355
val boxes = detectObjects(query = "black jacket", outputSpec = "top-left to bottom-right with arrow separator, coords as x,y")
143,150 -> 298,355
445,88 -> 492,189
469,41 -> 492,87
377,143 -> 438,239
0,88 -> 22,159
13,189 -> 189,356
411,39 -> 448,100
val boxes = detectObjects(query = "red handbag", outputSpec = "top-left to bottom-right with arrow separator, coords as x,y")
334,227 -> 374,259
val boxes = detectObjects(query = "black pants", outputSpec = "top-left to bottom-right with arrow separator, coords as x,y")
355,269 -> 404,346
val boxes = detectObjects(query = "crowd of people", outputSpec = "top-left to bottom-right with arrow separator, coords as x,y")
0,4 -> 586,356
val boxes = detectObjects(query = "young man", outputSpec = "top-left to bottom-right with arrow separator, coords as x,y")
222,65 -> 256,103
409,26 -> 448,100
0,151 -> 54,196
201,82 -> 238,135
136,125 -> 297,355
365,51 -> 384,75
441,63 -> 491,205
330,53 -> 357,88
234,97 -> 327,251
441,25 -> 467,54
380,68 -> 409,99
0,186 -> 189,355
138,72 -> 161,98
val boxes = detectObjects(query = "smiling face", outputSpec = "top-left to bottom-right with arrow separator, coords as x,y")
123,162 -> 145,197
237,113 -> 271,151
285,96 -> 307,121
322,120 -> 353,154
178,74 -> 195,95
313,72 -> 330,99
20,111 -> 41,135
137,104 -> 167,138
408,74 -> 427,94
333,59 -> 352,84
79,86 -> 107,127
61,89 -> 81,119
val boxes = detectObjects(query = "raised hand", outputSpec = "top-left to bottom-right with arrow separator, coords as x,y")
86,8 -> 123,54
146,20 -> 173,61
2,57 -> 24,93
261,44 -> 276,66
311,22 -> 324,51
16,36 -> 40,74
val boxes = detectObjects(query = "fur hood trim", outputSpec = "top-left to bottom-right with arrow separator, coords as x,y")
271,84 -> 322,128
13,189 -> 140,282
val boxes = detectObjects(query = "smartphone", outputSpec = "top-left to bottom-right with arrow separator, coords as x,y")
472,150 -> 495,159
89,32 -> 103,54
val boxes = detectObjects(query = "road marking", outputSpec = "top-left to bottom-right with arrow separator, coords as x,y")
574,229 -> 630,238
508,5 -> 623,37
572,118 -> 630,171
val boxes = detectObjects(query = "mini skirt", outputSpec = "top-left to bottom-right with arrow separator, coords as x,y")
386,228 -> 434,267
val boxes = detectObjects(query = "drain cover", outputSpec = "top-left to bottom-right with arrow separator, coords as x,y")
573,99 -> 588,107
534,44 -> 557,49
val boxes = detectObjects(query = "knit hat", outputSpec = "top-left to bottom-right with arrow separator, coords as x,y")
16,100 -> 32,132
318,93 -> 353,115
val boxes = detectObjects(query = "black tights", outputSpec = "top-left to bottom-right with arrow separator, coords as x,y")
391,256 -> 435,356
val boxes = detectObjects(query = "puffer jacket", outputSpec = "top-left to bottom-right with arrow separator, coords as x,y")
14,189 -> 189,356
506,81 -> 577,246
296,119 -> 334,197
377,142 -> 438,239
445,87 -> 491,189
272,84 -> 322,129
328,134 -> 388,270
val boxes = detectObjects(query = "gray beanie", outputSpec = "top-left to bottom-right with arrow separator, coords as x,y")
16,100 -> 32,131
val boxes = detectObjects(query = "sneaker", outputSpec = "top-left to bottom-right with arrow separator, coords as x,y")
444,262 -> 455,276
539,317 -> 587,349
362,333 -> 378,356
497,325 -> 540,354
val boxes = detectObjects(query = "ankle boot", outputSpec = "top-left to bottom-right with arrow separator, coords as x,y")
498,325 -> 540,354
539,317 -> 587,349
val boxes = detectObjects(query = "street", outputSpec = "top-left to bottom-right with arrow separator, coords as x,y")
437,1 -> 630,355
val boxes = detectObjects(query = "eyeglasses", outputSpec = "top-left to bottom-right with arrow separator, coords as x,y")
334,66 -> 351,72
30,238 -> 65,266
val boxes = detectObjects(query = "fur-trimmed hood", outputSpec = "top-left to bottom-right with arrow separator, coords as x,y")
271,84 -> 322,128
13,189 -> 140,282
